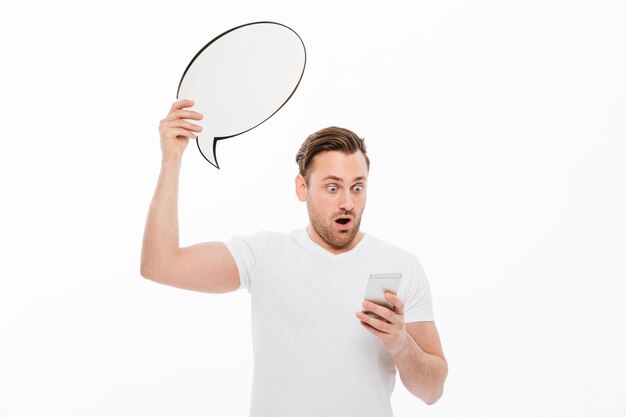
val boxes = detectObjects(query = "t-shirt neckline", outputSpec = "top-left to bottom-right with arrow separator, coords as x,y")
294,227 -> 369,261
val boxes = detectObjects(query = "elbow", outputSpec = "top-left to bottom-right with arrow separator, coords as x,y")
140,250 -> 183,286
140,248 -> 154,280
141,257 -> 178,285
140,248 -> 179,282
140,257 -> 160,282
140,262 -> 153,280
140,250 -> 166,282
423,388 -> 444,405
422,362 -> 448,405
140,267 -> 149,280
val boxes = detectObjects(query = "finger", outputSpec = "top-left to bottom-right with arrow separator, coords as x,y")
166,128 -> 198,140
169,99 -> 195,113
356,311 -> 392,334
362,300 -> 393,322
165,109 -> 204,121
162,119 -> 203,132
385,292 -> 405,315
360,320 -> 385,337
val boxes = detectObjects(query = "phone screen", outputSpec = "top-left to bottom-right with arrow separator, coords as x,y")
363,273 -> 402,317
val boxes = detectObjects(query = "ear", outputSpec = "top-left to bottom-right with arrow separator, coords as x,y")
295,174 -> 307,202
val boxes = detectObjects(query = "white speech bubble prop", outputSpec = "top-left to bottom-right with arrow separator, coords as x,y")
176,21 -> 306,168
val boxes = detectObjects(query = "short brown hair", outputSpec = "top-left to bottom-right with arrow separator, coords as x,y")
295,126 -> 370,183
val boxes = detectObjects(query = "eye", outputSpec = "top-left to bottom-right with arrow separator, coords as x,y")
326,185 -> 338,193
353,184 -> 365,192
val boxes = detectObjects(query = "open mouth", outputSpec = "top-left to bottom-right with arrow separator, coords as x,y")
335,218 -> 351,225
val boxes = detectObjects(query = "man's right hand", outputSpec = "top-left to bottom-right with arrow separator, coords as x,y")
142,99 -> 240,293
159,99 -> 203,162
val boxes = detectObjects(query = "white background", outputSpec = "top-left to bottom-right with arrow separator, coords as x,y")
1,1 -> 625,416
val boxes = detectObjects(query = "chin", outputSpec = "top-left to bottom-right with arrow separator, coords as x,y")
332,229 -> 358,247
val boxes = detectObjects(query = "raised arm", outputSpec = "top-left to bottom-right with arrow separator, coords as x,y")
140,100 -> 240,293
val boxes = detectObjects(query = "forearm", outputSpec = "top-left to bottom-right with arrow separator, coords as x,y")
140,157 -> 183,277
391,333 -> 448,405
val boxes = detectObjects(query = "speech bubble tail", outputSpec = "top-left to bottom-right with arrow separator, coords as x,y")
197,135 -> 220,169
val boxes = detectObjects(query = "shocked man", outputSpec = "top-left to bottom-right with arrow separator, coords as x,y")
141,99 -> 448,417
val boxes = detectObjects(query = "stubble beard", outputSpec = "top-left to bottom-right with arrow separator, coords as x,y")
307,200 -> 363,250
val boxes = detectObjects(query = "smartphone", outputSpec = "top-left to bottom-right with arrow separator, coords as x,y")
363,273 -> 402,318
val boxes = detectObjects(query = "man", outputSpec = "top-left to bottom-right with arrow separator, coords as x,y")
141,99 -> 448,416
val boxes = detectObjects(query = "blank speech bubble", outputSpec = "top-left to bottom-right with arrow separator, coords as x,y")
176,21 -> 307,168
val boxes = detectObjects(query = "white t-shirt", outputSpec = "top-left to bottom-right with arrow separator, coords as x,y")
224,228 -> 434,417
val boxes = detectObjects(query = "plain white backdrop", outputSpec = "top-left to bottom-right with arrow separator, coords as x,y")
1,1 -> 625,416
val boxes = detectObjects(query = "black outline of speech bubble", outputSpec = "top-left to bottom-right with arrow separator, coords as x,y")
176,21 -> 307,169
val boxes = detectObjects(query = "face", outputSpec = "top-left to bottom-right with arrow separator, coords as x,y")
296,151 -> 369,253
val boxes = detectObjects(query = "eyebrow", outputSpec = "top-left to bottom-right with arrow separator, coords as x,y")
321,175 -> 367,183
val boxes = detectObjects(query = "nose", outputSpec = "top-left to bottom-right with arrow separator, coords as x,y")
339,189 -> 354,212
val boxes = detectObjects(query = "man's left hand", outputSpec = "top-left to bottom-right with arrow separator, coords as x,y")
356,292 -> 408,354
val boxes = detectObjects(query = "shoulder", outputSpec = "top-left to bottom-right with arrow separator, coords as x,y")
364,233 -> 421,264
226,230 -> 293,251
363,234 -> 427,280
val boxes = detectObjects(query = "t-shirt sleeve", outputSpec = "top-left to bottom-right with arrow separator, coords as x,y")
223,231 -> 269,292
401,256 -> 435,323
